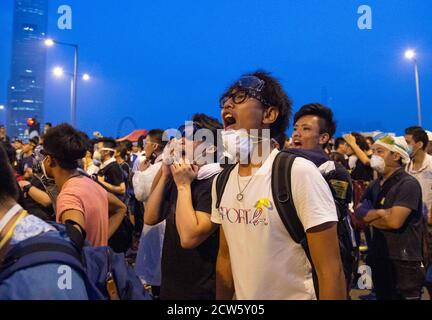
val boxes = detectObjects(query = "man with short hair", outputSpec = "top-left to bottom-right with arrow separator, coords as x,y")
290,103 -> 355,288
213,71 -> 346,300
96,138 -> 126,200
0,144 -> 89,300
405,126 -> 423,146
406,128 -> 432,222
42,124 -> 126,247
356,135 -> 425,300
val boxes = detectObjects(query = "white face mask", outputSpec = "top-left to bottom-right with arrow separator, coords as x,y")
370,155 -> 386,174
348,155 -> 358,170
221,129 -> 255,163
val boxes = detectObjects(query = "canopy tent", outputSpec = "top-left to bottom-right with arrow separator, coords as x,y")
117,129 -> 148,142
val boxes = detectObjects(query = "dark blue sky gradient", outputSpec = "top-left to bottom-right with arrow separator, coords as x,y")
1,0 -> 431,138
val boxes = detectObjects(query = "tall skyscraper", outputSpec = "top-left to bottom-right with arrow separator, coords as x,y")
7,0 -> 48,139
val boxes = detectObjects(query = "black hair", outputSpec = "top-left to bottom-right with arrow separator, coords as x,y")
350,132 -> 370,152
147,129 -> 166,152
329,151 -> 349,168
294,103 -> 337,139
0,143 -> 19,202
412,128 -> 429,150
116,144 -> 129,160
192,113 -> 222,146
405,126 -> 423,135
365,136 -> 375,145
137,135 -> 146,150
222,70 -> 292,138
98,137 -> 117,157
1,141 -> 16,167
45,122 -> 52,127
43,123 -> 88,170
335,137 -> 347,150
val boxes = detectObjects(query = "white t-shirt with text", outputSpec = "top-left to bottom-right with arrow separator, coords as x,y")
211,149 -> 338,300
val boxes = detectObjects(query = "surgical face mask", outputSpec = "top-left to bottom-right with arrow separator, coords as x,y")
221,129 -> 254,163
370,155 -> 386,174
348,155 -> 358,170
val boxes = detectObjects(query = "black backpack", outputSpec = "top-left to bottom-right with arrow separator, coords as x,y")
215,151 -> 356,296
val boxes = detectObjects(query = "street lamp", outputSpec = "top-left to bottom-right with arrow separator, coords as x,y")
0,105 -> 5,110
51,67 -> 90,122
45,38 -> 79,127
404,49 -> 422,127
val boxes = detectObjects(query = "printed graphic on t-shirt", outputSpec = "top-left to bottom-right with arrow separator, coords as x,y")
217,198 -> 273,227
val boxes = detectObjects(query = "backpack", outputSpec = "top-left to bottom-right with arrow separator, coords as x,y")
0,221 -> 149,300
215,150 -> 357,296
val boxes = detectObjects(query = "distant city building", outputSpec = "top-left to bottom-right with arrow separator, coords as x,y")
6,0 -> 48,139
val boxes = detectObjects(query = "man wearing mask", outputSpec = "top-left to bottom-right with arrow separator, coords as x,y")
95,138 -> 126,200
132,129 -> 166,298
212,71 -> 346,300
355,135 -> 425,300
145,114 -> 222,300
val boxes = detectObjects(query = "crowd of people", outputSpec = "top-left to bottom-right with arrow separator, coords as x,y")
0,70 -> 432,300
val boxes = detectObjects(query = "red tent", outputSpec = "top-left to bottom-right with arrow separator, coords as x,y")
117,129 -> 148,142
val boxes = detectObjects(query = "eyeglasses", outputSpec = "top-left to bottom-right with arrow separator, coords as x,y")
219,75 -> 271,108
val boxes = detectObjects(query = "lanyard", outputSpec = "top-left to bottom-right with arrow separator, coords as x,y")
0,210 -> 28,251
0,204 -> 22,234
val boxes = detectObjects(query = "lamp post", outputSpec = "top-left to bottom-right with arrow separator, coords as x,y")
404,49 -> 422,127
51,66 -> 90,125
45,38 -> 79,127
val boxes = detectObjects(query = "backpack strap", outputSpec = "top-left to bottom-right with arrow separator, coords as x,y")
0,236 -> 84,282
271,150 -> 319,297
271,151 -> 307,246
215,164 -> 237,209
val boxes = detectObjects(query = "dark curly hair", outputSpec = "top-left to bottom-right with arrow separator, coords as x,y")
221,70 -> 292,138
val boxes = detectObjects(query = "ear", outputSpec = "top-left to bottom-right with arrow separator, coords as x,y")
262,107 -> 279,125
319,133 -> 330,146
47,155 -> 56,168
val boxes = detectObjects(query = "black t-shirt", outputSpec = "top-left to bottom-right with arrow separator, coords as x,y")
361,169 -> 424,261
159,176 -> 219,300
351,158 -> 374,182
17,155 -> 34,176
19,176 -> 55,221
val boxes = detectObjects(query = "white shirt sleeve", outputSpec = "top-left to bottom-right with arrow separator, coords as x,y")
132,162 -> 162,203
291,158 -> 338,231
210,176 -> 222,225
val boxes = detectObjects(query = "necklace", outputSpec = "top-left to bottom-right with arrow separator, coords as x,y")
236,173 -> 255,201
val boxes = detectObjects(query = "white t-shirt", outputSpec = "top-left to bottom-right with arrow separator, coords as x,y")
211,149 -> 338,300
407,154 -> 432,213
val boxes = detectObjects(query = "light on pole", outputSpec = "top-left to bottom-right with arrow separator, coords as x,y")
404,49 -> 422,127
45,38 -> 79,127
0,105 -> 5,110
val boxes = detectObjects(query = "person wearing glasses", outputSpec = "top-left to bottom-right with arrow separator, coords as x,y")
355,135 -> 425,300
144,114 -> 222,300
212,71 -> 346,300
